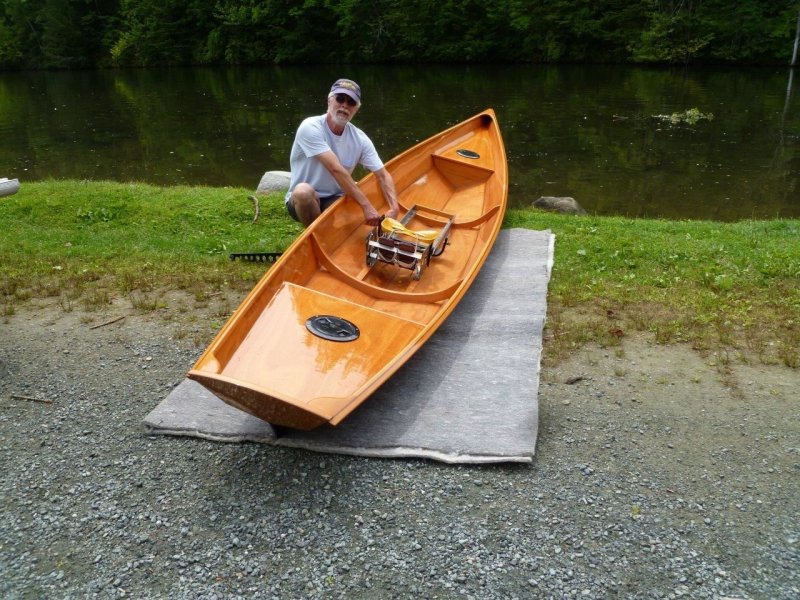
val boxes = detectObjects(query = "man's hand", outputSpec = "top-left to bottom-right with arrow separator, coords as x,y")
362,203 -> 381,226
385,205 -> 400,220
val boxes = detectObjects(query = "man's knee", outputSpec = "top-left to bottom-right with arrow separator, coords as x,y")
289,183 -> 320,226
291,183 -> 317,205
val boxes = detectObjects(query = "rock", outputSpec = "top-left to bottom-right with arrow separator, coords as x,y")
0,177 -> 20,198
255,170 -> 291,194
532,196 -> 587,215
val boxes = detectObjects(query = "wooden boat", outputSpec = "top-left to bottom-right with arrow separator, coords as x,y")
188,109 -> 507,430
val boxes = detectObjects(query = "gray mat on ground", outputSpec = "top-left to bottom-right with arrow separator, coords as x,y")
143,228 -> 554,463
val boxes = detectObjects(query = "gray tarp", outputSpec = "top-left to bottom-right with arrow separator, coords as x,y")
143,228 -> 553,463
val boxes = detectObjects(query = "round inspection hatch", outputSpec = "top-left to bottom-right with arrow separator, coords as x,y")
456,149 -> 480,159
306,315 -> 360,342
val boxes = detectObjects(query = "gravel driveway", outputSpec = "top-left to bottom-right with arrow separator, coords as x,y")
1,306 -> 798,599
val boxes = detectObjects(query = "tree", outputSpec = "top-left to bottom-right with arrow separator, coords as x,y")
111,0 -> 214,66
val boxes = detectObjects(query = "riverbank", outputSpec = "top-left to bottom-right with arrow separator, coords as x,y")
2,180 -> 798,367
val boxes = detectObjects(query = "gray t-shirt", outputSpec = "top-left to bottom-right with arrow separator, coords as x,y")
284,114 -> 384,204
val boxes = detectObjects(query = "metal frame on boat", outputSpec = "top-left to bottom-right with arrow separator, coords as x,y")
366,205 -> 454,280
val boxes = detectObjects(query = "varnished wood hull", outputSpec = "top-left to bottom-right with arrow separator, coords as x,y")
188,109 -> 508,430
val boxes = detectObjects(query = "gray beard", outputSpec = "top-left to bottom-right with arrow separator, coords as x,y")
329,110 -> 351,128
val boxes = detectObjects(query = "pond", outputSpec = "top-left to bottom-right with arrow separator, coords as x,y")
1,64 -> 798,221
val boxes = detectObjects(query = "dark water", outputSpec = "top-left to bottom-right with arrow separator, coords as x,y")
1,64 -> 798,220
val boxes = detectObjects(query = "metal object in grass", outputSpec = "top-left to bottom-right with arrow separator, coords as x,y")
229,252 -> 282,263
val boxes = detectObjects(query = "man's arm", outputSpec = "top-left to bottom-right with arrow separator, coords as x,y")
315,150 -> 381,225
373,167 -> 399,220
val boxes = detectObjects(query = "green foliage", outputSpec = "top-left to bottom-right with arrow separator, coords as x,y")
39,0 -> 91,68
631,0 -> 797,64
652,107 -> 714,125
0,0 -> 121,69
0,0 -> 43,68
111,0 -> 215,66
0,0 -> 798,68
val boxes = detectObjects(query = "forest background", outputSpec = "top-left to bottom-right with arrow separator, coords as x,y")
1,0 -> 799,70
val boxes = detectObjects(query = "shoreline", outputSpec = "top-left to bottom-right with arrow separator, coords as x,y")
3,181 -> 799,370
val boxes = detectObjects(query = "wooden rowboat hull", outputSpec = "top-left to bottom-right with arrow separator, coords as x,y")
188,109 -> 508,430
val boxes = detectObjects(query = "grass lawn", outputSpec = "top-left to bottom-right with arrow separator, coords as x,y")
2,180 -> 798,367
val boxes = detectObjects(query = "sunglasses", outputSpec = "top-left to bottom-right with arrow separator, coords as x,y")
334,93 -> 358,107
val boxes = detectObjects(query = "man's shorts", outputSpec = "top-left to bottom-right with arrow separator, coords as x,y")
286,194 -> 343,222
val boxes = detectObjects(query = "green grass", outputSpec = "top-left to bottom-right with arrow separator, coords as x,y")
1,180 -> 798,368
0,179 -> 301,314
505,209 -> 800,367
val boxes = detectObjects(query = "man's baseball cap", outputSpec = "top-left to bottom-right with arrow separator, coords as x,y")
330,78 -> 361,104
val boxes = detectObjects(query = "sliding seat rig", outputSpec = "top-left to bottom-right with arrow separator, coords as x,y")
365,204 -> 454,281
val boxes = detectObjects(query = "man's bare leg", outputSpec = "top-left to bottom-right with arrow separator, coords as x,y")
288,183 -> 321,227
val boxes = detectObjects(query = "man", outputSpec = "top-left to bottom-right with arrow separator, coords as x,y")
285,78 -> 399,227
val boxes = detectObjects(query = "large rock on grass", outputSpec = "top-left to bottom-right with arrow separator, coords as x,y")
532,196 -> 587,215
256,171 -> 291,194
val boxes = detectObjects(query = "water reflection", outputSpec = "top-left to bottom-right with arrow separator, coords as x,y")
0,65 -> 797,220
